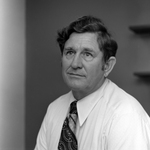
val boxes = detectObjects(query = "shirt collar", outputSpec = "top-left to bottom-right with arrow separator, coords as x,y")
75,79 -> 109,126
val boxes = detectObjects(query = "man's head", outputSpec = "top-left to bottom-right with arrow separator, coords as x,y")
57,15 -> 118,99
57,15 -> 118,63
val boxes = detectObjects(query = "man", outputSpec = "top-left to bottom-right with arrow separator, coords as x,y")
34,15 -> 150,150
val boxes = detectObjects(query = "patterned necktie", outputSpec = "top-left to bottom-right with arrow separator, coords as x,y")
58,101 -> 78,150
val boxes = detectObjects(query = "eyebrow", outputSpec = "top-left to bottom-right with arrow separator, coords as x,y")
64,47 -> 95,54
83,48 -> 94,52
64,47 -> 75,51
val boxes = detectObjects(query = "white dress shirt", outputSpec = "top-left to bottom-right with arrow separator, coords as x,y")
34,79 -> 150,150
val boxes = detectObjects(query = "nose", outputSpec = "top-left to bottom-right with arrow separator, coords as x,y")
71,54 -> 82,69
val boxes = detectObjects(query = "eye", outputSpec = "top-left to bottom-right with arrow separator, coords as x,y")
85,52 -> 92,57
82,52 -> 94,61
66,51 -> 74,55
63,50 -> 75,59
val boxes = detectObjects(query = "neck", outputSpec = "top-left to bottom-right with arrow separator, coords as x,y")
72,78 -> 106,100
72,90 -> 88,100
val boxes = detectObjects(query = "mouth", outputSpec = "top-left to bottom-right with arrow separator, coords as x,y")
67,73 -> 85,78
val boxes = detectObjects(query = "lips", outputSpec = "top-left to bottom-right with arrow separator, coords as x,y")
67,72 -> 85,77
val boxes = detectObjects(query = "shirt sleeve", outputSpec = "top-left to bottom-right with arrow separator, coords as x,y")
34,114 -> 48,150
107,112 -> 150,150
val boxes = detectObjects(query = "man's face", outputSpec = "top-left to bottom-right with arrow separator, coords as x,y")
62,32 -> 105,95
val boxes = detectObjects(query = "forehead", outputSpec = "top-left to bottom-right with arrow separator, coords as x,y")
64,32 -> 99,51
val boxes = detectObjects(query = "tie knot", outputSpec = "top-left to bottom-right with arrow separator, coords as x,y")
69,101 -> 77,115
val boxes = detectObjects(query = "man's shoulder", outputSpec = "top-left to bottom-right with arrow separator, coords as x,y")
105,80 -> 136,101
105,80 -> 146,116
50,91 -> 71,106
46,91 -> 72,114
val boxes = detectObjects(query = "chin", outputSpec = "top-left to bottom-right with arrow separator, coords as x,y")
68,83 -> 86,92
63,76 -> 86,90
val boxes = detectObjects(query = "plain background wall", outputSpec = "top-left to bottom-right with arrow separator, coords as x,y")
26,0 -> 150,149
0,0 -> 25,150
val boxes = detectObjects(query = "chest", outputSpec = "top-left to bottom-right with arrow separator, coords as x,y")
75,103 -> 114,150
48,99 -> 115,150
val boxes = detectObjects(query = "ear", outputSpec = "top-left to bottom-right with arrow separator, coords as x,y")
103,56 -> 116,77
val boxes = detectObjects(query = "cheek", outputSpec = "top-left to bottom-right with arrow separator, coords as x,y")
87,63 -> 104,79
62,58 -> 69,71
61,60 -> 71,80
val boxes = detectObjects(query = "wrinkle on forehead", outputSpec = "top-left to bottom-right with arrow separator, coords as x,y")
65,33 -> 99,52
